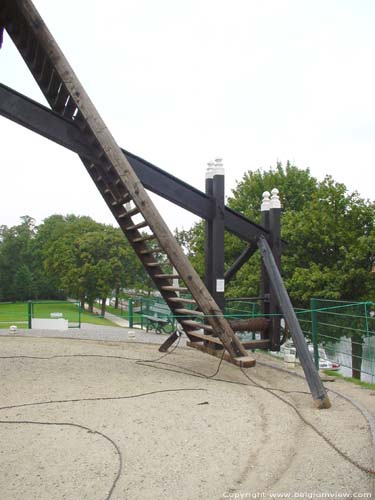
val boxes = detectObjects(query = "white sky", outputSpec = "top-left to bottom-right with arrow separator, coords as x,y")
1,0 -> 374,231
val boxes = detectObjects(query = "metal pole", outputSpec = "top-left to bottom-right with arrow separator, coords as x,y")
27,300 -> 32,329
364,303 -> 374,384
128,298 -> 133,328
311,298 -> 320,370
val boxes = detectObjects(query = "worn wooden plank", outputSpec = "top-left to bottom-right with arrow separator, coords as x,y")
258,235 -> 331,409
183,331 -> 270,350
228,318 -> 270,333
187,341 -> 256,368
181,320 -> 213,331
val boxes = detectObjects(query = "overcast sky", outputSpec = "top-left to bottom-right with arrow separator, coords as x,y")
1,0 -> 374,231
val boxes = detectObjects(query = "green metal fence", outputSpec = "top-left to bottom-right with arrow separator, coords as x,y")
224,298 -> 259,319
0,302 -> 29,329
0,301 -> 81,329
297,299 -> 375,383
29,300 -> 81,328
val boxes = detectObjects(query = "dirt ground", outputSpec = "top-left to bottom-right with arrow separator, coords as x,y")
0,333 -> 374,500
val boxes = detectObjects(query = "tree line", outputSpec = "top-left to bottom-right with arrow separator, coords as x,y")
0,214 -> 152,315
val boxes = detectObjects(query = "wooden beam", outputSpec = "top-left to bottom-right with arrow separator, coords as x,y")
184,331 -> 270,350
187,341 -> 256,368
229,318 -> 270,333
224,243 -> 258,284
258,235 -> 331,409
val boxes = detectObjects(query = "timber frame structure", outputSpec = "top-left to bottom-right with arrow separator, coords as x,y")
0,0 -> 330,408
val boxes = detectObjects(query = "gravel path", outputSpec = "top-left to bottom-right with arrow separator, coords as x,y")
0,323 -> 187,346
0,328 -> 374,499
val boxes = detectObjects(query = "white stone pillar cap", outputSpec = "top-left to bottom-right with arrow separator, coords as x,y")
213,157 -> 224,176
205,161 -> 215,179
261,191 -> 271,212
270,188 -> 281,209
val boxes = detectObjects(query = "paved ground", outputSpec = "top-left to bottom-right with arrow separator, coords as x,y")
0,322 -> 187,347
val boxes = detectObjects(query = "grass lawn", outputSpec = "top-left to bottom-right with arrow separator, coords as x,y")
94,301 -> 143,325
0,301 -> 118,329
324,369 -> 375,390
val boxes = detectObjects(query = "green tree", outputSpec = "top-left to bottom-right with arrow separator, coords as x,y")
13,265 -> 36,301
0,216 -> 39,300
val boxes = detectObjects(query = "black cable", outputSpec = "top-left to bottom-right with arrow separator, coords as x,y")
239,366 -> 375,477
0,388 -> 206,413
0,419 -> 122,500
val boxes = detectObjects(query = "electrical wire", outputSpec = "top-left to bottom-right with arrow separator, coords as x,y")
238,366 -> 375,477
0,419 -> 122,500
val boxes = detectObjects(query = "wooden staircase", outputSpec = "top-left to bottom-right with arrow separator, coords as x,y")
0,0 -> 273,367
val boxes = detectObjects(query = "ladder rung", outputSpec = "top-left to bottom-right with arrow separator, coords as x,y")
145,263 -> 162,269
133,234 -> 156,243
39,58 -> 51,86
185,331 -> 222,344
125,221 -> 148,231
175,308 -> 204,317
119,207 -> 139,218
54,85 -> 69,113
161,286 -> 188,293
167,297 -> 197,305
154,274 -> 180,279
139,248 -> 163,255
241,339 -> 271,350
181,320 -> 213,331
112,194 -> 132,207
45,70 -> 60,98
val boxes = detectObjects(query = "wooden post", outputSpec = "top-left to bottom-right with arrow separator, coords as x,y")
260,192 -> 271,338
204,162 -> 214,293
269,188 -> 281,351
211,158 -> 225,312
258,236 -> 331,409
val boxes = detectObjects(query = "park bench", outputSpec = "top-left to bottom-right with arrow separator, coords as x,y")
143,302 -> 175,334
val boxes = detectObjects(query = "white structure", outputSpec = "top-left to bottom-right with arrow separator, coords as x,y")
270,188 -> 281,209
31,317 -> 68,330
213,157 -> 224,176
205,161 -> 215,179
261,191 -> 271,212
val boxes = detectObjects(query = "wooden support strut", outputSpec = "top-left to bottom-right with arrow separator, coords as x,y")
258,235 -> 331,409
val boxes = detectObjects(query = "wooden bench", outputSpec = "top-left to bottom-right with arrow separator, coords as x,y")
143,302 -> 175,334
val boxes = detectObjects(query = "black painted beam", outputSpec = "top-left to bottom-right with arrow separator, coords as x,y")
224,242 -> 258,284
0,83 -> 269,242
211,170 -> 225,310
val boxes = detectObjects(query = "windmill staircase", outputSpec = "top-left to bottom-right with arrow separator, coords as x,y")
0,0 -> 275,367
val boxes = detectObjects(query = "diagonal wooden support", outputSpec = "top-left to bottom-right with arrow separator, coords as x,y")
257,235 -> 331,409
0,0 -> 250,363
